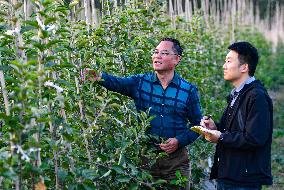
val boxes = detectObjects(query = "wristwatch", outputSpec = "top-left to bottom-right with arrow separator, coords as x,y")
218,133 -> 224,143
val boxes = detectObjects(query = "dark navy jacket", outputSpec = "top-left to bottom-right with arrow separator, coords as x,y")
100,72 -> 202,148
211,80 -> 273,186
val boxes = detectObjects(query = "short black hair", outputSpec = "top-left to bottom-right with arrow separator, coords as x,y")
160,38 -> 183,56
228,41 -> 259,76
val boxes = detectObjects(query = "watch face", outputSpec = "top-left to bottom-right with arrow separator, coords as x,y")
218,134 -> 224,142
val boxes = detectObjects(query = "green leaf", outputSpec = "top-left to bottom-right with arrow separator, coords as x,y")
128,163 -> 138,176
116,175 -> 131,183
100,170 -> 111,178
153,179 -> 167,185
25,20 -> 40,28
69,0 -> 79,9
58,169 -> 68,181
82,184 -> 94,190
82,169 -> 97,180
42,0 -> 53,7
44,17 -> 57,25
129,183 -> 138,190
112,164 -> 124,174
26,60 -> 37,66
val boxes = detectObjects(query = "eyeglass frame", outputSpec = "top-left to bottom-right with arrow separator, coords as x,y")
152,50 -> 180,57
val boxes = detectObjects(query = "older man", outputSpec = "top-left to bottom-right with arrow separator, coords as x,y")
84,38 -> 202,189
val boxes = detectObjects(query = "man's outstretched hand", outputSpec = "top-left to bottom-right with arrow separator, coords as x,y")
81,68 -> 101,83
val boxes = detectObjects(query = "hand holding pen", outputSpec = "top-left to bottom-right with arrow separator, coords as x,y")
200,114 -> 217,130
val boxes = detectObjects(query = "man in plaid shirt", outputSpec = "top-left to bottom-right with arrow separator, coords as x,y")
84,38 -> 202,189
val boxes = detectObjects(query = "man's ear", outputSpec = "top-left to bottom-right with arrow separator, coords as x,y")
240,63 -> 249,73
175,55 -> 181,65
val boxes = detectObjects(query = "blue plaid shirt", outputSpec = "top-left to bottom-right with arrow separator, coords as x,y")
100,72 -> 202,148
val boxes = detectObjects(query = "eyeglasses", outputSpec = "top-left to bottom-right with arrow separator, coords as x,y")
152,50 -> 178,57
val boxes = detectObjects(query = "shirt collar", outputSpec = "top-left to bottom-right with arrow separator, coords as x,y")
151,72 -> 180,86
231,76 -> 255,94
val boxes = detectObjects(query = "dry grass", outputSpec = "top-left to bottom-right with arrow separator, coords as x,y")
265,87 -> 284,190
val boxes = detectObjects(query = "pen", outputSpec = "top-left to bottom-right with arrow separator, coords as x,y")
205,115 -> 212,120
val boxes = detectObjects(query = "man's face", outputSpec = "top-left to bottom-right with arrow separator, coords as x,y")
152,41 -> 180,72
223,50 -> 247,84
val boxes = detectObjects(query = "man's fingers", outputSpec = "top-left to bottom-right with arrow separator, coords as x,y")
200,118 -> 210,127
161,146 -> 173,154
160,138 -> 178,154
166,149 -> 174,154
81,68 -> 100,82
160,143 -> 170,149
160,143 -> 173,150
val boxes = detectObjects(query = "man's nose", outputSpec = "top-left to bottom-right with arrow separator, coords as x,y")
223,63 -> 226,69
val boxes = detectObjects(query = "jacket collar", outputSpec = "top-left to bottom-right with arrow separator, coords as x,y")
225,80 -> 266,131
240,80 -> 264,96
227,80 -> 263,103
231,76 -> 255,95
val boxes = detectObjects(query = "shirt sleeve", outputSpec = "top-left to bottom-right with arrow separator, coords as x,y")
176,85 -> 203,147
219,92 -> 272,150
99,72 -> 138,98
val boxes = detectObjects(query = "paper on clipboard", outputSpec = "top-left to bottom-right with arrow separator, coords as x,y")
190,125 -> 215,135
